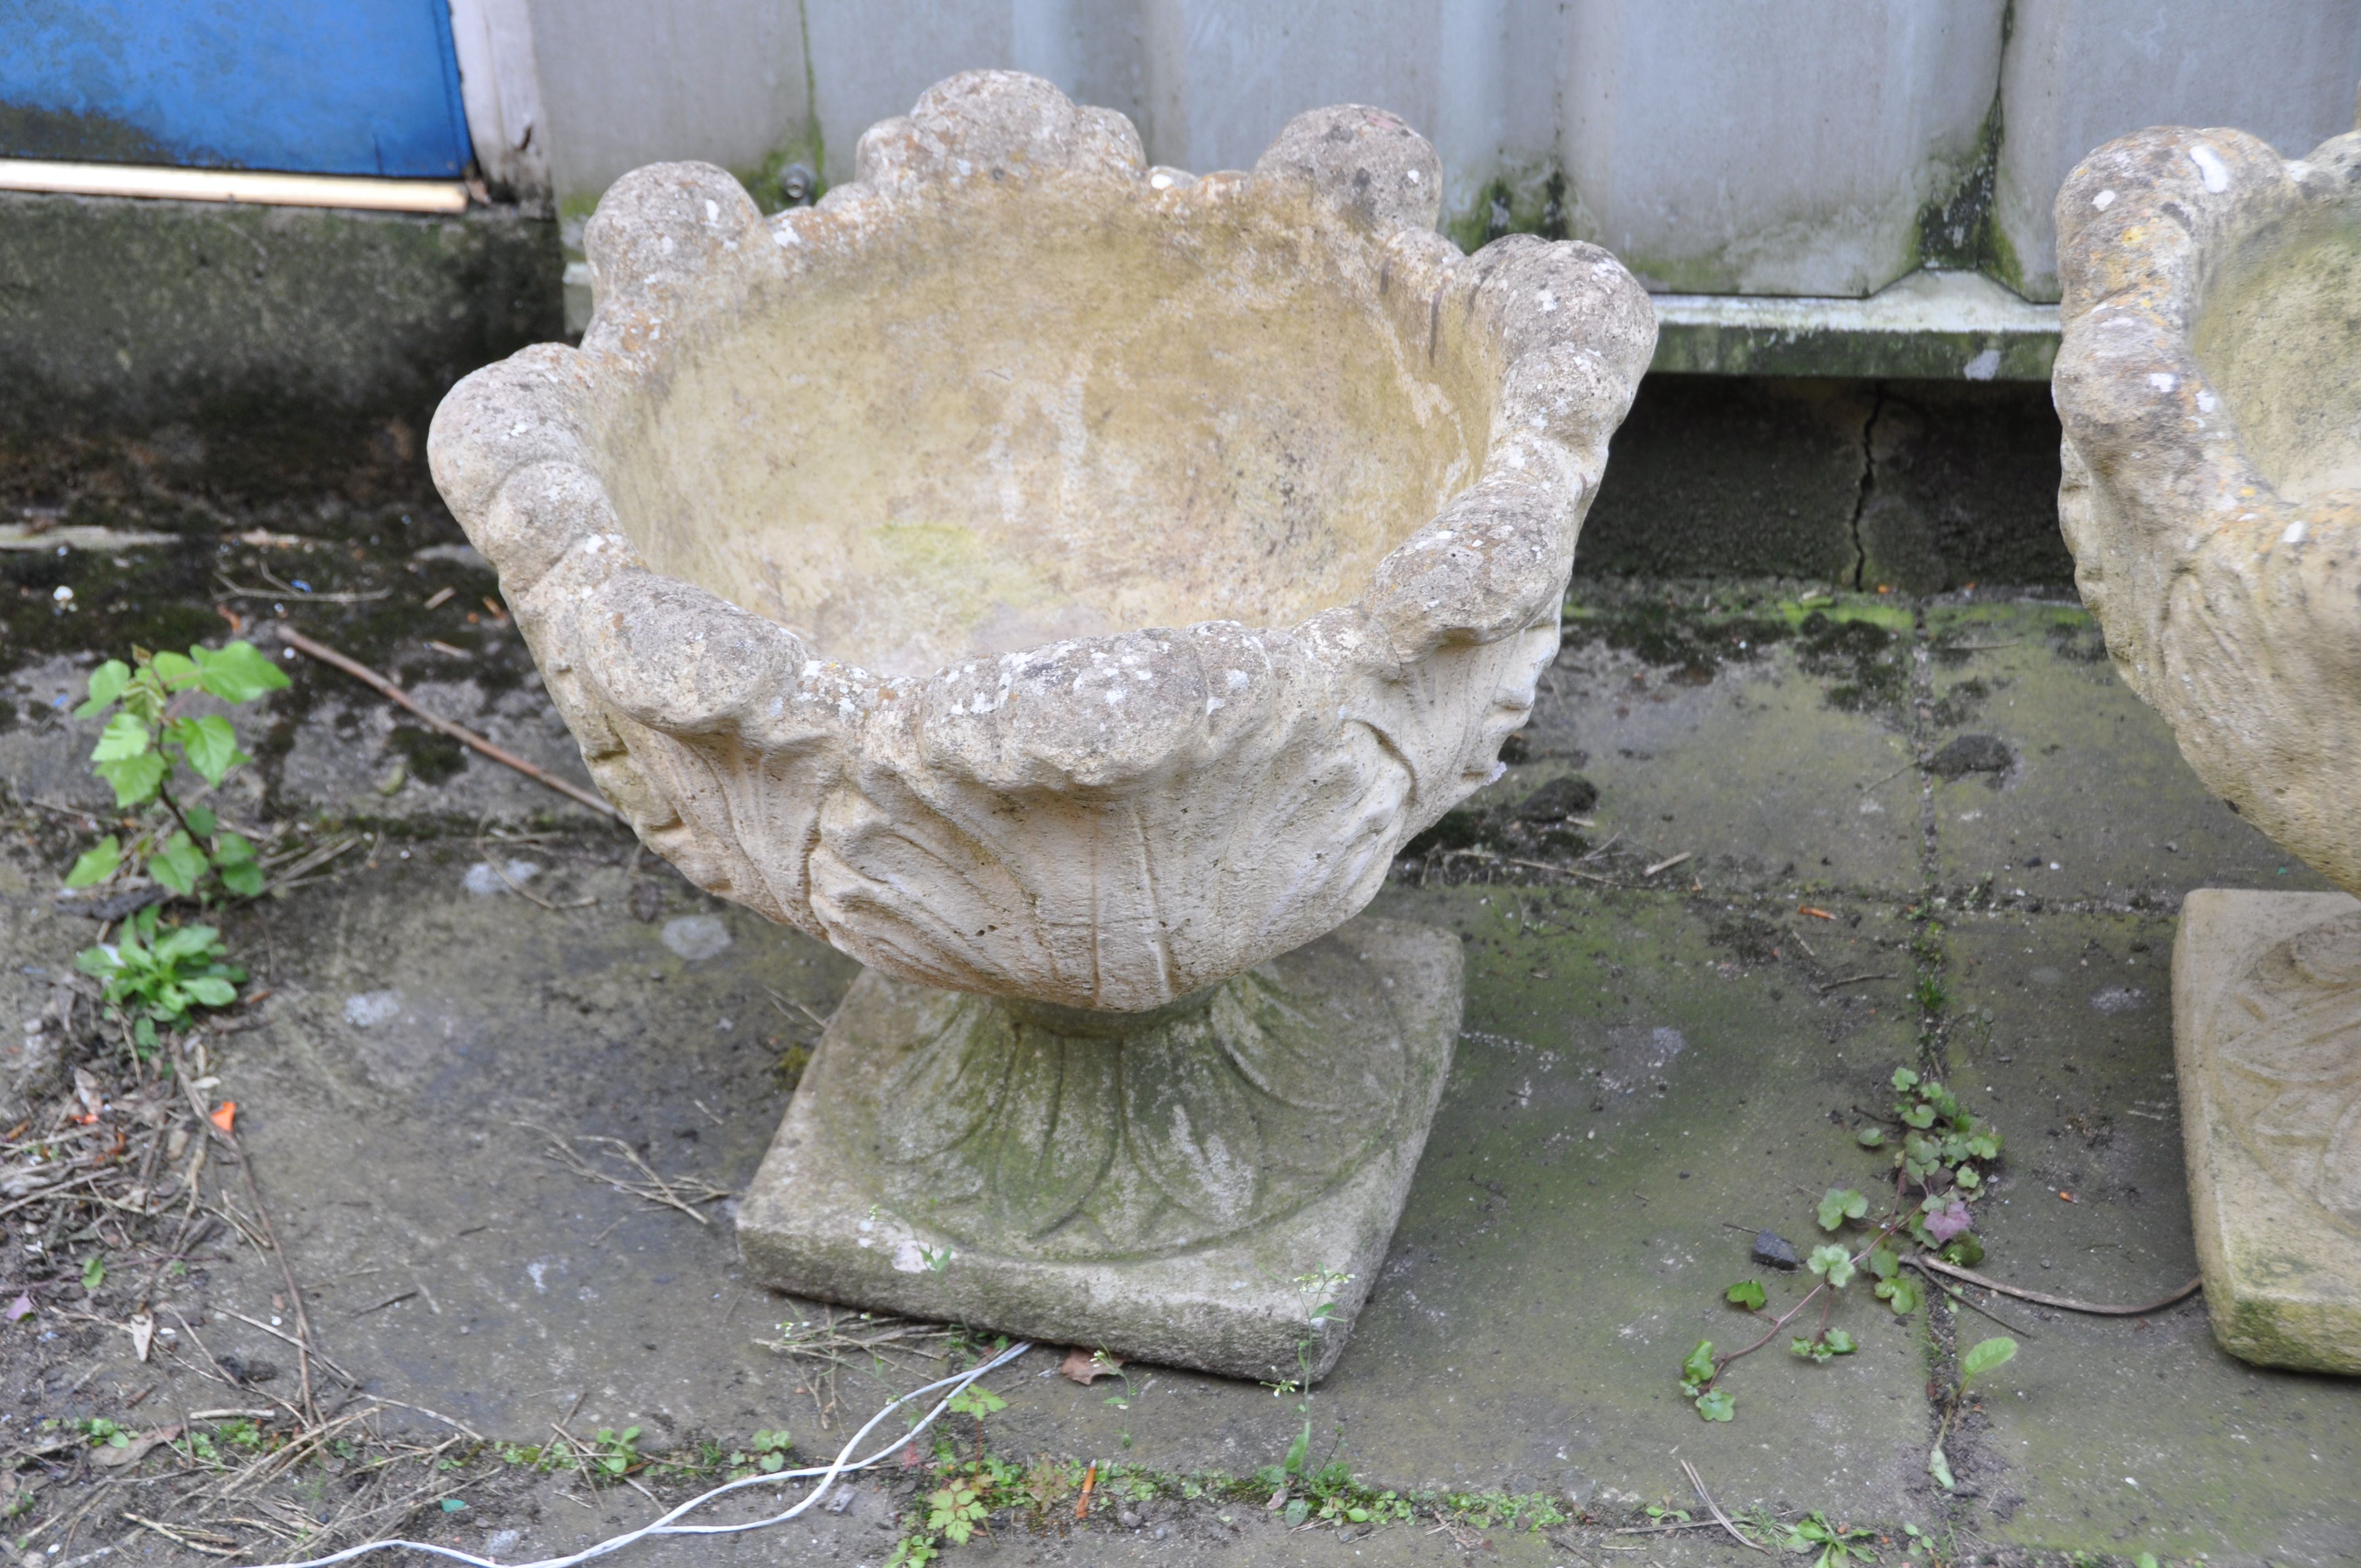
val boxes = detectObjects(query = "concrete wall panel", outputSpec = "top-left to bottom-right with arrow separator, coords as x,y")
1996,0 -> 2361,301
522,0 -> 2357,309
527,0 -> 810,217
1557,0 -> 2006,297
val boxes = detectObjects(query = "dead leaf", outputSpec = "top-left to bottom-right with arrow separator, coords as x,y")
129,1311 -> 155,1363
5,1293 -> 32,1322
72,1068 -> 104,1119
91,1425 -> 179,1468
209,1101 -> 236,1136
1059,1347 -> 1122,1385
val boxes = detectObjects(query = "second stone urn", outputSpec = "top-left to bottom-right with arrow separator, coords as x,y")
2054,116 -> 2361,1373
429,72 -> 1654,1379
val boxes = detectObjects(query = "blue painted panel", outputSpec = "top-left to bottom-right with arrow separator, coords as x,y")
1,0 -> 472,178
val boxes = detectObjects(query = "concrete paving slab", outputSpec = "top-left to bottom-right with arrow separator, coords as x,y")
1,847 -> 1934,1528
1945,910 -> 2361,1566
0,842 -> 857,1449
17,563 -> 2361,1562
1924,601 -> 2337,907
1495,596 -> 1921,897
992,884 -> 1932,1521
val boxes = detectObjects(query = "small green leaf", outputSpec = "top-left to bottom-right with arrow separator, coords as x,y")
151,651 -> 200,690
1960,1336 -> 2017,1389
1724,1280 -> 1766,1311
1874,1274 -> 1923,1315
190,641 -> 292,704
183,977 -> 236,1008
184,804 -> 217,839
1928,1445 -> 1955,1490
95,752 -> 168,808
80,1256 -> 104,1291
171,715 -> 246,787
150,922 -> 222,964
1955,1164 -> 1981,1189
1693,1390 -> 1734,1422
1866,1245 -> 1899,1280
1806,1245 -> 1854,1288
1789,1336 -> 1816,1360
91,711 -> 151,761
1941,1233 -> 1985,1268
218,858 -> 265,897
2136,1555 -> 2161,1568
1892,1067 -> 1920,1090
1680,1340 -> 1716,1386
1816,1187 -> 1869,1231
148,834 -> 210,895
1902,1102 -> 1937,1128
1822,1328 -> 1855,1355
75,660 -> 130,718
1855,1126 -> 1885,1147
63,836 -> 121,889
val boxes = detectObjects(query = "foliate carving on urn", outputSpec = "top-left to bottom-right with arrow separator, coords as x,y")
2216,913 -> 2361,1231
2053,123 -> 2361,895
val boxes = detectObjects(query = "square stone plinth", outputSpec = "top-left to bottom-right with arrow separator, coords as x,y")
737,916 -> 1461,1383
2175,889 -> 2361,1374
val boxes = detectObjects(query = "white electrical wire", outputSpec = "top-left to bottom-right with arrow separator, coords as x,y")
243,1340 -> 1033,1568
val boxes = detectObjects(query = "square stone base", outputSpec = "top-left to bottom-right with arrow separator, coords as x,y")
737,916 -> 1461,1383
2174,890 -> 2361,1374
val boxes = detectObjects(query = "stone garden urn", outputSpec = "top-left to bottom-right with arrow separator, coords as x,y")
428,72 -> 1653,1380
2054,116 -> 2361,1373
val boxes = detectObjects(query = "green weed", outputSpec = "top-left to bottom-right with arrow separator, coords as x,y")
1683,1064 -> 2009,1420
60,639 -> 286,1050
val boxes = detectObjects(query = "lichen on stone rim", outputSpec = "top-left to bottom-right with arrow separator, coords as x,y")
427,70 -> 1656,1009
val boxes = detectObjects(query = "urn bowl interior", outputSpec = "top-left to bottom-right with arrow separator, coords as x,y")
598,184 -> 1490,678
2193,206 -> 2361,504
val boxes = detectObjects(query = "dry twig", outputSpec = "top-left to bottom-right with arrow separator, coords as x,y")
1906,1254 -> 2202,1316
522,1122 -> 728,1225
272,625 -> 625,823
1680,1459 -> 1766,1553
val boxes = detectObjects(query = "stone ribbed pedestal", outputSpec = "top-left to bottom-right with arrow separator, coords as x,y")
738,917 -> 1460,1382
2174,890 -> 2361,1374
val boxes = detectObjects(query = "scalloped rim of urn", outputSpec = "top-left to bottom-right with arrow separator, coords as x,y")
426,71 -> 1657,1008
432,70 -> 1656,702
2055,123 -> 2361,571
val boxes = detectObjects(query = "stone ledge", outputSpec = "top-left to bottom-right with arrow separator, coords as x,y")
1652,268 -> 2059,381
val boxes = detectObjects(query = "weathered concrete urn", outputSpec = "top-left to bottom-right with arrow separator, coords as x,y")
2054,118 -> 2361,1374
429,71 -> 1653,1378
